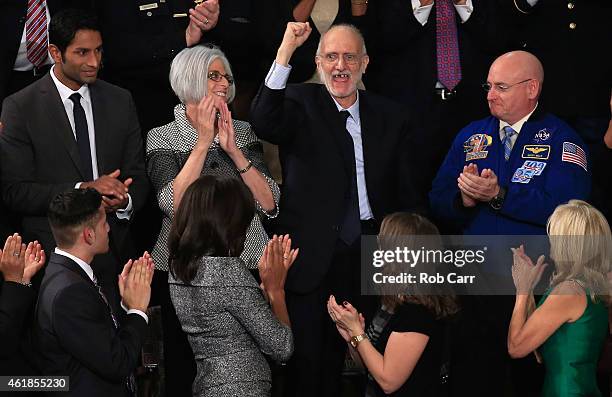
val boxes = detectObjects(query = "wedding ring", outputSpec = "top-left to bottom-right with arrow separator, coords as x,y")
204,17 -> 209,25
13,252 -> 19,256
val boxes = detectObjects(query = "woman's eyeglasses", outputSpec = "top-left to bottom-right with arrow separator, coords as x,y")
208,71 -> 234,86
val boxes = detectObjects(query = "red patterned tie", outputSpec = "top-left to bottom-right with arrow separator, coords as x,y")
26,0 -> 48,67
436,0 -> 461,91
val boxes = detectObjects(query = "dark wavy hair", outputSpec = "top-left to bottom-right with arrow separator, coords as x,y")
48,188 -> 102,248
168,176 -> 255,283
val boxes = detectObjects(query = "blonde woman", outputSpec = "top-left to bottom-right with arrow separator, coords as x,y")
508,200 -> 611,397
327,213 -> 458,397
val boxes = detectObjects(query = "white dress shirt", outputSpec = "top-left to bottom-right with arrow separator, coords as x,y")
498,104 -> 538,149
49,65 -> 133,219
411,0 -> 474,26
54,248 -> 148,323
13,1 -> 53,71
265,62 -> 375,220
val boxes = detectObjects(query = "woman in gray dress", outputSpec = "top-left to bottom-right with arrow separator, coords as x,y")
168,175 -> 296,396
146,45 -> 280,394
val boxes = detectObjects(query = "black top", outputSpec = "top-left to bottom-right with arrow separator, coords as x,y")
367,302 -> 442,397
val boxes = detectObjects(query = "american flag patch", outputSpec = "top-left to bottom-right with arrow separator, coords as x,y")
562,142 -> 587,171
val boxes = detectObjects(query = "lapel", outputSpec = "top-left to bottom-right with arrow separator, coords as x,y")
50,252 -> 94,286
89,83 -> 107,174
316,85 -> 353,178
39,74 -> 88,179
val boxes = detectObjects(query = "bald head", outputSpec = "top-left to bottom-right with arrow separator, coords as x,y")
317,24 -> 367,56
486,51 -> 544,125
492,51 -> 544,86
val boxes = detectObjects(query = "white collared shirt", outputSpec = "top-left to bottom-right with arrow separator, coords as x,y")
265,62 -> 374,220
49,65 -> 133,219
411,0 -> 474,26
54,248 -> 148,323
499,103 -> 538,149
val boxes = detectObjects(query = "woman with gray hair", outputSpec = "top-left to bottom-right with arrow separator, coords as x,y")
145,44 -> 280,394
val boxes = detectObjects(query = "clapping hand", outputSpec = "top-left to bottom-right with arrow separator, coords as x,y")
327,295 -> 365,339
0,234 -> 45,284
511,245 -> 548,294
119,251 -> 154,312
258,235 -> 298,296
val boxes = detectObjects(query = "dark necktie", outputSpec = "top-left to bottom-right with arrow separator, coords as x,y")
26,0 -> 48,67
92,275 -> 137,395
436,0 -> 462,91
338,111 -> 361,245
69,93 -> 94,181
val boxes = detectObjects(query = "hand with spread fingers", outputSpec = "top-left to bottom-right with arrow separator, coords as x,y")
23,240 -> 45,284
258,235 -> 298,295
186,0 -> 219,46
511,244 -> 548,294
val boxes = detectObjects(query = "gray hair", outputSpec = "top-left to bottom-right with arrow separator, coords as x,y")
169,45 -> 236,104
316,24 -> 367,56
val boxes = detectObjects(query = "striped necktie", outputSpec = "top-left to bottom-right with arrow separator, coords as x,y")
502,126 -> 517,161
436,0 -> 462,91
92,276 -> 137,394
26,0 -> 49,67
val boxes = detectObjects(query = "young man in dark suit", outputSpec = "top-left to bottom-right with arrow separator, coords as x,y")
251,22 -> 423,397
0,9 -> 148,310
35,188 -> 153,397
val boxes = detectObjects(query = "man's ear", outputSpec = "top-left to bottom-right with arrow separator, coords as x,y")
528,79 -> 540,100
83,226 -> 95,246
361,55 -> 370,74
48,44 -> 62,64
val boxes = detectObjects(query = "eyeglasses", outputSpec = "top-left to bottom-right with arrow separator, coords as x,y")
319,52 -> 362,65
207,71 -> 234,86
482,78 -> 533,93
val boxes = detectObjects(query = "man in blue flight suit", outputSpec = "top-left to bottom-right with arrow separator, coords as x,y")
430,51 -> 590,235
429,51 -> 591,397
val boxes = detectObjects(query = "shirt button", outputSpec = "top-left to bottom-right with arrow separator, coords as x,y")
569,22 -> 576,29
567,2 -> 574,9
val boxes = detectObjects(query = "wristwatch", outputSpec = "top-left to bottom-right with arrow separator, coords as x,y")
349,333 -> 368,348
489,186 -> 506,210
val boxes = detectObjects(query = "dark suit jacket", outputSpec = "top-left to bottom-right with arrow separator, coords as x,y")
0,279 -> 36,376
251,83 -> 422,293
0,72 -> 148,258
500,0 -> 612,120
34,253 -> 147,397
356,0 -> 506,115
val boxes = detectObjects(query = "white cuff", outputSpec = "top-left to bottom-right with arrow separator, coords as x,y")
526,0 -> 538,6
454,0 -> 474,23
121,301 -> 149,323
265,62 -> 292,90
115,193 -> 133,220
411,0 -> 432,26
75,182 -> 82,188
